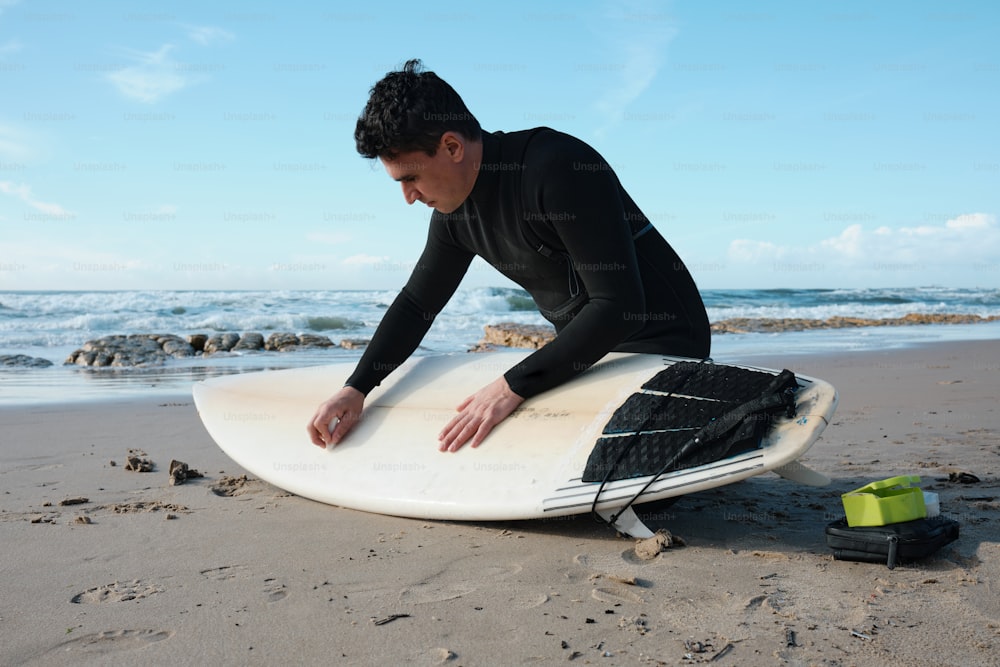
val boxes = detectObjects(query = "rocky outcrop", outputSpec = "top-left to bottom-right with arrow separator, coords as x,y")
64,331 -> 346,367
265,332 -> 299,351
204,333 -> 241,354
232,332 -> 265,351
472,322 -> 557,351
1,354 -> 55,368
64,334 -> 194,368
711,312 -> 1000,335
472,312 -> 999,350
188,333 -> 208,352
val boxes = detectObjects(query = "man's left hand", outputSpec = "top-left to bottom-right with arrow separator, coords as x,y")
438,377 -> 525,452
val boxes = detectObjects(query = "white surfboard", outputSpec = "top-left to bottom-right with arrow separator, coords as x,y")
192,351 -> 837,537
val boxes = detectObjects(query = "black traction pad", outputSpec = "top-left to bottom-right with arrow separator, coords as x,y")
582,362 -> 798,483
641,361 -> 786,401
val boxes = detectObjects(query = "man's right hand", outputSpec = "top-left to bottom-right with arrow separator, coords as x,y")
307,386 -> 365,448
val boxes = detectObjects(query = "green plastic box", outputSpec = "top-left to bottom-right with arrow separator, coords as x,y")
841,475 -> 927,527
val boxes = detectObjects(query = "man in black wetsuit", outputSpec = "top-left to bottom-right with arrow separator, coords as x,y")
307,59 -> 710,453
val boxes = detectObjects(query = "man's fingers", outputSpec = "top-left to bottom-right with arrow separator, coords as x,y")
468,421 -> 494,450
308,409 -> 350,447
306,387 -> 366,449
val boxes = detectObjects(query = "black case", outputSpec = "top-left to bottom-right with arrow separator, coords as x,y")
825,515 -> 960,569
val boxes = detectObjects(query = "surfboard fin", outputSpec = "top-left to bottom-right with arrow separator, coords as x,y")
774,459 -> 830,487
596,506 -> 655,539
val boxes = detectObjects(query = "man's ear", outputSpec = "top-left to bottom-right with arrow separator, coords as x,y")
440,132 -> 465,162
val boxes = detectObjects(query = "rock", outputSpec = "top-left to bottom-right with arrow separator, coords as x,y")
298,333 -> 335,348
65,334 -> 178,367
477,322 -> 556,350
265,332 -> 300,351
187,333 -> 208,352
204,332 -> 241,354
124,449 -> 154,472
339,338 -> 370,350
711,312 -> 1000,335
168,459 -> 204,486
68,350 -> 96,366
159,334 -> 195,358
232,332 -> 265,351
634,529 -> 685,560
64,326 -> 365,367
0,354 -> 54,368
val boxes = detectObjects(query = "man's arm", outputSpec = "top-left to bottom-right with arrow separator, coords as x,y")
438,137 -> 647,452
308,218 -> 474,446
503,135 -> 647,399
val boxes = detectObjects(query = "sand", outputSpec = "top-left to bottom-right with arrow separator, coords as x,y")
1,340 -> 998,666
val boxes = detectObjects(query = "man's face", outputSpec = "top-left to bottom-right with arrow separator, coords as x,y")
380,133 -> 471,214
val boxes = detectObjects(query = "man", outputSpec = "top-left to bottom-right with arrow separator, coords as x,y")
307,59 -> 710,453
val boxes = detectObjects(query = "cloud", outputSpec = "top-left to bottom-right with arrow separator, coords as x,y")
591,0 -> 678,136
946,213 -> 992,230
183,25 -> 235,46
105,44 -> 190,103
728,213 -> 1000,278
0,39 -> 22,54
0,180 -> 74,217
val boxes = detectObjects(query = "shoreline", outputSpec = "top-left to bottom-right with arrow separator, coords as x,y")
1,340 -> 997,664
3,320 -> 1000,407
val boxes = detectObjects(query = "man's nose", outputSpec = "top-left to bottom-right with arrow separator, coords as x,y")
402,182 -> 420,205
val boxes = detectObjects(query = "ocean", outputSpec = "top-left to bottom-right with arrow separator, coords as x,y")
2,286 -> 999,405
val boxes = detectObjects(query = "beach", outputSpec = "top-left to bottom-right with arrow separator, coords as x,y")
1,340 -> 998,666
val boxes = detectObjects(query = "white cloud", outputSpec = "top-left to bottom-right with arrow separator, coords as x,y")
0,180 -> 74,217
946,213 -> 992,230
819,223 -> 865,257
105,44 -> 190,103
183,25 -> 234,46
591,0 -> 678,136
728,213 -> 999,280
0,39 -> 22,54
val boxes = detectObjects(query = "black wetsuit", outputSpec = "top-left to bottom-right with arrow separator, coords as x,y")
345,128 -> 711,398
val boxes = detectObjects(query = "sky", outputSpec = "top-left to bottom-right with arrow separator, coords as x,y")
0,0 -> 998,291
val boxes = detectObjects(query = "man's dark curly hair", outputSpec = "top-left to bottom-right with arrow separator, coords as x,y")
355,59 -> 481,160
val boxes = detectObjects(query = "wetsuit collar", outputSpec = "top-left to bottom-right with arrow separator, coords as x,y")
468,130 -> 502,206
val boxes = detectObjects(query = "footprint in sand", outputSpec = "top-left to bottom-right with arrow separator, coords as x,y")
512,592 -> 550,609
591,584 -> 646,605
397,562 -> 523,605
71,580 -> 162,604
210,475 -> 262,497
199,565 -> 248,581
397,581 -> 478,604
43,629 -> 173,660
264,578 -> 288,602
573,553 -> 650,604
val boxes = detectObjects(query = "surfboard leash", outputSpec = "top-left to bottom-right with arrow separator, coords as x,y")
591,362 -> 798,533
590,357 -> 710,530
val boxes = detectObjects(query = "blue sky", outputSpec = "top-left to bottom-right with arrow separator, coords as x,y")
1,0 -> 997,291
